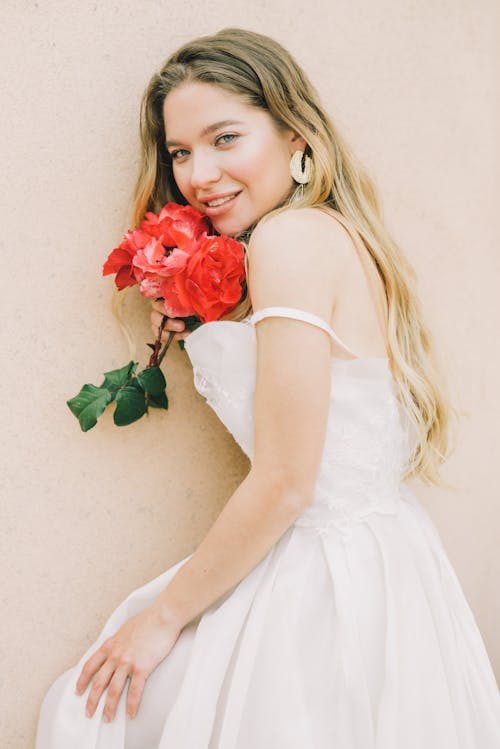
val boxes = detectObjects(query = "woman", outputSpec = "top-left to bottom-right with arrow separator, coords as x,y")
36,27 -> 500,748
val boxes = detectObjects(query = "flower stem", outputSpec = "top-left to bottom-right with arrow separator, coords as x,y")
147,314 -> 173,368
157,332 -> 175,367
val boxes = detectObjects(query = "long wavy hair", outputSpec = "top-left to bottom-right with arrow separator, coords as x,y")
114,27 -> 460,488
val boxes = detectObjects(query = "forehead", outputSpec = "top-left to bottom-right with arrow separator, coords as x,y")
163,82 -> 265,136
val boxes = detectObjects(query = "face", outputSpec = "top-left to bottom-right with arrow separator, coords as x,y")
162,81 -> 306,236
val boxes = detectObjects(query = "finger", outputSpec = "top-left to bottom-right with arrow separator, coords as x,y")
102,666 -> 131,723
151,299 -> 165,312
154,328 -> 177,343
150,311 -> 167,331
126,671 -> 147,720
157,329 -> 190,344
151,312 -> 184,331
160,328 -> 191,341
150,322 -> 170,340
151,300 -> 168,315
75,647 -> 108,696
151,321 -> 186,340
151,299 -> 175,317
85,660 -> 116,718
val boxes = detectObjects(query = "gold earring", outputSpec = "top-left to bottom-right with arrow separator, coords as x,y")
290,149 -> 312,184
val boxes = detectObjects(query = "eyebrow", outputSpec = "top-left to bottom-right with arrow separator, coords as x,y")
165,120 -> 244,148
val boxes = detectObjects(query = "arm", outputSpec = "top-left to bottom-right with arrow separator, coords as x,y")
156,208 -> 349,629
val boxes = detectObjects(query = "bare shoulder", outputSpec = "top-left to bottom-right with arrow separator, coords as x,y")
248,207 -> 353,276
247,207 -> 354,311
249,206 -> 353,261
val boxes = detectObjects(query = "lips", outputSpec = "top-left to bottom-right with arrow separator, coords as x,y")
199,190 -> 243,217
198,190 -> 242,206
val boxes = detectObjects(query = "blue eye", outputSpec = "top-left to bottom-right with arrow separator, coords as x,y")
216,133 -> 237,145
170,149 -> 188,161
169,133 -> 237,161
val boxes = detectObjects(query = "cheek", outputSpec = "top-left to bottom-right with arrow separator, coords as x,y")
172,167 -> 191,197
227,142 -> 267,184
233,140 -> 288,193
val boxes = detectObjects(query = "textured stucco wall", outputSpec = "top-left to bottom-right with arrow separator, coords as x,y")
1,1 -> 499,746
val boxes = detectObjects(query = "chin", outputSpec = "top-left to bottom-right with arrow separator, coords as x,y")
213,218 -> 249,238
214,211 -> 261,239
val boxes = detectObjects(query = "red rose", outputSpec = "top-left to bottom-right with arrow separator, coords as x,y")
102,228 -> 150,290
132,236 -> 195,277
103,201 -> 245,321
161,234 -> 245,322
103,205 -> 211,291
137,274 -> 164,299
141,203 -> 210,249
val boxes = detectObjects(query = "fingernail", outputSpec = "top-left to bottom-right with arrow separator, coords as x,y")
103,713 -> 111,723
85,707 -> 91,718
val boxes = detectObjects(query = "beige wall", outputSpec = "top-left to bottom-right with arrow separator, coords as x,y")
1,1 -> 499,746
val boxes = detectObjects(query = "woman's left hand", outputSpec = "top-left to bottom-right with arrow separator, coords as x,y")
75,602 -> 182,722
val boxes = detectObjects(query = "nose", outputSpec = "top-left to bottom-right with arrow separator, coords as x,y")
189,150 -> 222,190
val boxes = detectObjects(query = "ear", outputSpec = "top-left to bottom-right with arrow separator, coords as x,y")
286,129 -> 307,155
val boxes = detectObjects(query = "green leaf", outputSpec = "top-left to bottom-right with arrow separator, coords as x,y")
181,314 -> 200,327
136,366 -> 166,396
100,361 -> 138,391
113,384 -> 147,426
147,391 -> 169,410
67,384 -> 113,432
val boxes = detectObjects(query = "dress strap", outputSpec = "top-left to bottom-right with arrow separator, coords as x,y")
249,306 -> 358,358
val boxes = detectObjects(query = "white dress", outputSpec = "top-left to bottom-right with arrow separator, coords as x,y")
36,306 -> 500,748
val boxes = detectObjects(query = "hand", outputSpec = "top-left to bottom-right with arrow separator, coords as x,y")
75,603 -> 183,722
150,299 -> 190,343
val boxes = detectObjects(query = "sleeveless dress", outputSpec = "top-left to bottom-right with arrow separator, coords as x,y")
35,306 -> 500,749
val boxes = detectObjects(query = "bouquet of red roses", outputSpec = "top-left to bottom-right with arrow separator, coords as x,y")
67,203 -> 246,431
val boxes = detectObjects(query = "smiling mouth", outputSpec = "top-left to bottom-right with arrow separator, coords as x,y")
205,191 -> 241,207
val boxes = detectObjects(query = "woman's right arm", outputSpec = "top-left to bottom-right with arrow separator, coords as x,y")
150,299 -> 191,342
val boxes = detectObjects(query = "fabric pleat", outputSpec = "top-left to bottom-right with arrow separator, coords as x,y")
36,491 -> 500,749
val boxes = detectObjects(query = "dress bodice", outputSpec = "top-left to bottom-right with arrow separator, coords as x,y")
183,307 -> 417,538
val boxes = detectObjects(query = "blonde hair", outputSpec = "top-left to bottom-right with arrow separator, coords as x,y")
116,26 -> 460,487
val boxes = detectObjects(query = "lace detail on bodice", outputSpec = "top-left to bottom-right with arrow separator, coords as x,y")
184,310 -> 416,543
293,375 -> 411,540
193,365 -> 252,409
